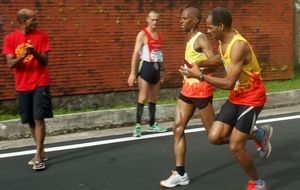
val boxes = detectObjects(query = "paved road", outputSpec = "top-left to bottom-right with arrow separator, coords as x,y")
0,110 -> 300,190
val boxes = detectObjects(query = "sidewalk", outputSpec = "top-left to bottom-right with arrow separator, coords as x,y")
1,89 -> 300,143
1,103 -> 300,150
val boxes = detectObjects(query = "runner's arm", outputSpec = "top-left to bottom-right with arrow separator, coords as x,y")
194,34 -> 218,74
195,34 -> 214,58
196,54 -> 222,67
128,32 -> 144,86
193,35 -> 222,67
180,41 -> 247,90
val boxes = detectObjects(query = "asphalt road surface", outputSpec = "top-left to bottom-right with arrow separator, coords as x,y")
0,111 -> 300,190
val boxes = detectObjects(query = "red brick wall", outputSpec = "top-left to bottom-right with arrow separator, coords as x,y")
0,0 -> 294,100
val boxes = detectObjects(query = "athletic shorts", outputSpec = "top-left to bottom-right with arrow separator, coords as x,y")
138,60 -> 161,84
17,86 -> 53,124
216,100 -> 263,134
178,93 -> 213,110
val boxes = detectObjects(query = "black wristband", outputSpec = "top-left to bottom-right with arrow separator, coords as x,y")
199,73 -> 205,81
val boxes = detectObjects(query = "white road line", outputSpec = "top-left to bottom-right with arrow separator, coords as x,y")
0,114 -> 300,159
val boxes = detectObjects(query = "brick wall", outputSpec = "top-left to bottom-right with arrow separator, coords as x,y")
0,0 -> 294,101
295,0 -> 300,63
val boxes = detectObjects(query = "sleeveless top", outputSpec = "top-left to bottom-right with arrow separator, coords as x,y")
219,31 -> 266,106
181,32 -> 214,98
140,28 -> 163,63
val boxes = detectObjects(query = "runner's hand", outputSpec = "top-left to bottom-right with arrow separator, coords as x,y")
160,71 -> 164,83
127,73 -> 137,86
25,40 -> 34,54
179,64 -> 201,79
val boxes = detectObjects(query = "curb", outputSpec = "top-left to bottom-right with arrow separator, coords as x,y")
1,89 -> 300,140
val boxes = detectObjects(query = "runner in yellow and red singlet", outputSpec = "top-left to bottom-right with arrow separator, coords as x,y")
180,7 -> 272,190
160,7 -> 217,188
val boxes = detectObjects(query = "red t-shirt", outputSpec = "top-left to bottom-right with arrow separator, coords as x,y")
2,29 -> 50,91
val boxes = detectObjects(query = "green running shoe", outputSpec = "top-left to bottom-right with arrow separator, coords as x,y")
133,124 -> 142,137
147,122 -> 167,133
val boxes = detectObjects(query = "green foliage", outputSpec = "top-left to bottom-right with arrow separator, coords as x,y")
0,114 -> 18,121
264,64 -> 300,93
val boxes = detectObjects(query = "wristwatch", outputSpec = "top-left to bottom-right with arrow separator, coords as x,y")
199,73 -> 205,81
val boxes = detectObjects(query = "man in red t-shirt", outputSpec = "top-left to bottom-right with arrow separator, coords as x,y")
2,8 -> 52,171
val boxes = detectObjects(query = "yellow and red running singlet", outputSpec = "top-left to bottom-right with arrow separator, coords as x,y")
181,32 -> 213,98
219,31 -> 266,107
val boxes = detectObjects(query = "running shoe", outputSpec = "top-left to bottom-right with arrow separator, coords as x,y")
133,124 -> 142,137
160,170 -> 190,188
255,124 -> 273,159
147,122 -> 167,132
246,180 -> 267,190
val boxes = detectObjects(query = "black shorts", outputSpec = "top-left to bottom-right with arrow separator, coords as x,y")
17,86 -> 53,124
178,93 -> 213,110
138,60 -> 161,84
216,100 -> 263,134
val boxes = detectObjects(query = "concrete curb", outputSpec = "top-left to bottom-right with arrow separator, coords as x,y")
1,89 -> 300,140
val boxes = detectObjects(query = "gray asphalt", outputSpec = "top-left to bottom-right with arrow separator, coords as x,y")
0,107 -> 300,190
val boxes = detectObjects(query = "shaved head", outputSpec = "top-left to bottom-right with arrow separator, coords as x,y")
16,8 -> 37,33
17,8 -> 35,23
183,7 -> 201,21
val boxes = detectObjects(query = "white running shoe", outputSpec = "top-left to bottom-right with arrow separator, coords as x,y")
160,170 -> 190,188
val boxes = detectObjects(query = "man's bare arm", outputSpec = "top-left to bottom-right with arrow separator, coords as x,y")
195,34 -> 214,58
6,54 -> 24,68
180,40 -> 247,90
30,50 -> 48,65
195,54 -> 222,68
128,31 -> 144,86
200,41 -> 247,89
193,36 -> 222,68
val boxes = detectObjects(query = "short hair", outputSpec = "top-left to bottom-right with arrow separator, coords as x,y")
148,10 -> 159,16
208,7 -> 232,29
